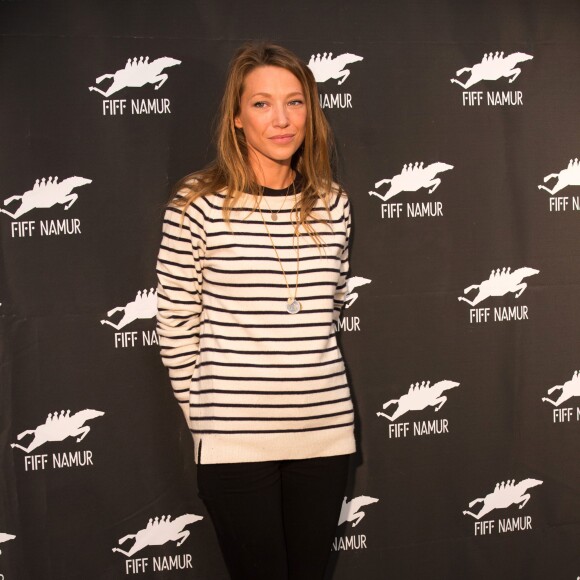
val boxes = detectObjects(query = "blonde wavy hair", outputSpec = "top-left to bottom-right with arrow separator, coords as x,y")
170,41 -> 339,238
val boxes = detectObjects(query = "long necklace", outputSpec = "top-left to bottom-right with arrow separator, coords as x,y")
257,181 -> 301,314
261,187 -> 291,221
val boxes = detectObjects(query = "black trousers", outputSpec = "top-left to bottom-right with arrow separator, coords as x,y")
197,454 -> 351,580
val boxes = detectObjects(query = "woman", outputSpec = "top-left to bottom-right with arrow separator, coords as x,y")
156,41 -> 355,580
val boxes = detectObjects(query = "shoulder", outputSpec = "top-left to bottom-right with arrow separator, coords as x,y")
327,181 -> 348,202
169,181 -> 224,221
327,182 -> 350,213
330,181 -> 347,197
169,170 -> 225,208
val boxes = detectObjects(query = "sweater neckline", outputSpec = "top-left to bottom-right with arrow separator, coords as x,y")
256,173 -> 303,197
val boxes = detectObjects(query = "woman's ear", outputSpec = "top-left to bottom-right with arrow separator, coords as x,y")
234,116 -> 242,129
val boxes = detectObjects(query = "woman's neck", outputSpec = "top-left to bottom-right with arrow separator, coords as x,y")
250,161 -> 294,190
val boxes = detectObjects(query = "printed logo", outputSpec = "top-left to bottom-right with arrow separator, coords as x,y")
333,495 -> 379,551
369,161 -> 453,219
539,158 -> 580,212
0,533 -> 15,555
89,56 -> 181,97
101,288 -> 158,348
452,51 -> 533,107
542,370 -> 580,424
338,275 -> 371,333
345,276 -> 371,309
378,379 -> 459,438
89,56 -> 181,116
11,409 -> 103,471
112,514 -> 203,574
458,266 -> 539,323
2,176 -> 91,238
463,478 -> 542,535
308,51 -> 363,109
308,52 -> 363,85
338,495 -> 379,527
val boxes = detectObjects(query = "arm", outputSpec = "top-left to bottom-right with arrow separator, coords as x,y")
333,193 -> 351,325
156,199 -> 206,427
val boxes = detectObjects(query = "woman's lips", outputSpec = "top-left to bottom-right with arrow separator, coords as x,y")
269,134 -> 295,144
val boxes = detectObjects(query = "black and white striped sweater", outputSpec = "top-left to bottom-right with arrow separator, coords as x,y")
156,180 -> 355,464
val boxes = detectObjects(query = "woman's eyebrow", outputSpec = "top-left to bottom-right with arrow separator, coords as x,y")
248,91 -> 304,99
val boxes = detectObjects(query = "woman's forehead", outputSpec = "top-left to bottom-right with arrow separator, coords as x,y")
241,66 -> 303,96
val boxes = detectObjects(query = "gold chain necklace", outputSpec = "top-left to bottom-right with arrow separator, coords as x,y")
257,181 -> 301,314
262,187 -> 291,222
260,173 -> 293,221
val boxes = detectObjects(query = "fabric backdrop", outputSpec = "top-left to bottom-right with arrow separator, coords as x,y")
1,1 -> 580,578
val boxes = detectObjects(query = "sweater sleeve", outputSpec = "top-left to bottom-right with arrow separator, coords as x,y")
156,198 -> 207,426
333,193 -> 351,324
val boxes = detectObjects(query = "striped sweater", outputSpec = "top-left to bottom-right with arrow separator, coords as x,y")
156,180 -> 356,464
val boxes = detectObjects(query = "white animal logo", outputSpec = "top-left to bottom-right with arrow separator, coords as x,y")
463,478 -> 543,519
308,52 -> 364,85
1,176 -> 92,220
458,267 -> 539,307
112,514 -> 203,557
377,380 -> 460,421
542,370 -> 580,407
0,533 -> 15,554
89,56 -> 181,97
450,51 -> 533,89
368,162 -> 454,202
101,288 -> 157,330
11,409 -> 105,453
338,495 -> 379,527
538,158 -> 580,195
345,276 -> 371,308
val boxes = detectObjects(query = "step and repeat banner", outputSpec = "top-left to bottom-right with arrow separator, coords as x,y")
2,1 -> 580,578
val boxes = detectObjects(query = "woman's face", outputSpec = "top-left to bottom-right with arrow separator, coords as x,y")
234,65 -> 307,174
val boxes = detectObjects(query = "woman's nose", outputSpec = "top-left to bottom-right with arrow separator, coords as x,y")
272,104 -> 289,127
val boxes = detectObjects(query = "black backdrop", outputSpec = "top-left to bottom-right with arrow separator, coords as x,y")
2,1 -> 580,578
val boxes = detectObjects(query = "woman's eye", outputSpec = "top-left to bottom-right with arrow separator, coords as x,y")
253,101 -> 267,108
289,100 -> 304,106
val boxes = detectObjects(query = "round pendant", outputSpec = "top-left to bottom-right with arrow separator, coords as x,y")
271,213 -> 278,221
286,299 -> 301,314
